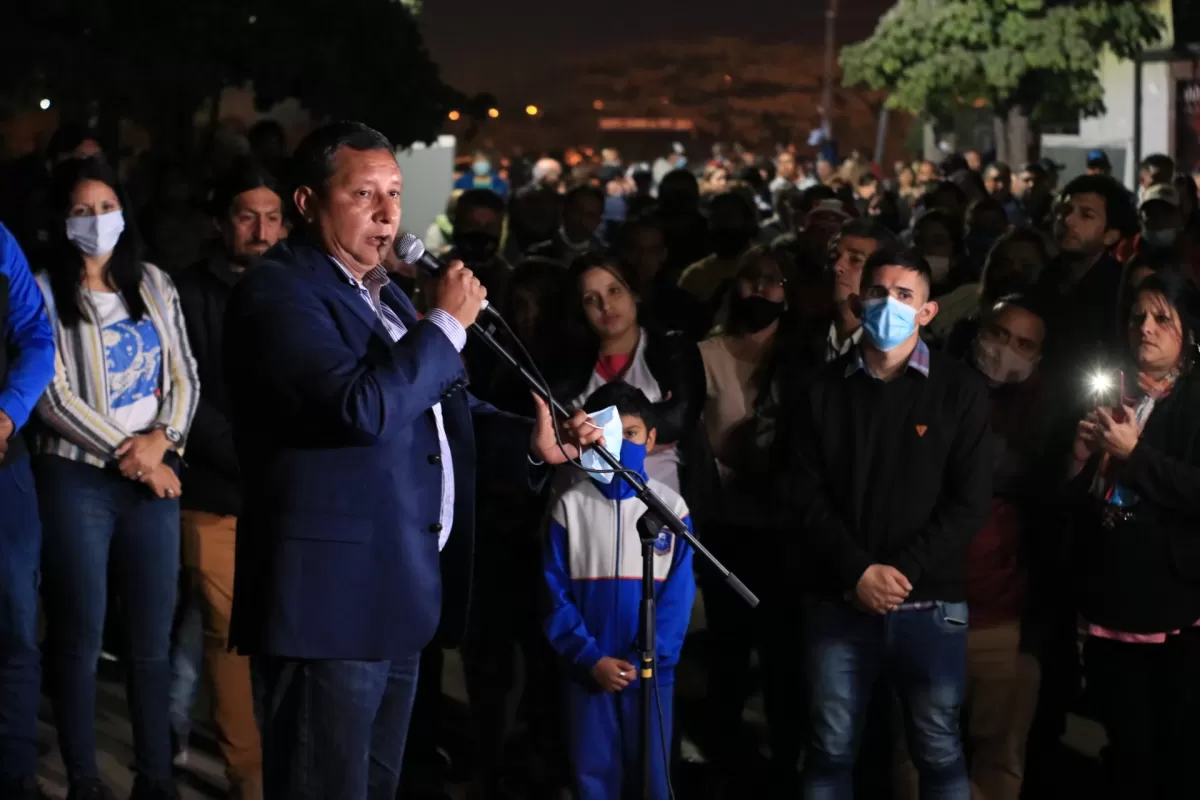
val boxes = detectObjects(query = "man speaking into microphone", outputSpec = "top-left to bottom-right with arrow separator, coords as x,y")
223,121 -> 599,800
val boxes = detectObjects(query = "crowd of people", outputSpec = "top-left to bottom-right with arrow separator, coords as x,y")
2,118 -> 1200,800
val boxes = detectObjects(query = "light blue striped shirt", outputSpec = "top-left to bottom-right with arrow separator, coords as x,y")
331,259 -> 466,551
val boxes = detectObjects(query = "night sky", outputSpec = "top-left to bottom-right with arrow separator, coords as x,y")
421,0 -> 893,92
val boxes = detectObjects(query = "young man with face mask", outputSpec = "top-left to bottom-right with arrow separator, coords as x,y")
1127,184 -> 1200,279
785,245 -> 992,800
896,294 -> 1049,800
524,184 -> 606,266
453,149 -> 509,201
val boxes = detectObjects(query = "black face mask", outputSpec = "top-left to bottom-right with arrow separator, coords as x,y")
452,230 -> 500,267
728,294 -> 784,333
711,229 -> 754,259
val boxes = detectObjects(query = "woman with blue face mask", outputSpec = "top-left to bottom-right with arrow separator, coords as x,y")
31,157 -> 199,800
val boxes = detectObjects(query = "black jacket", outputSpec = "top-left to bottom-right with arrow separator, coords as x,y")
786,347 -> 993,602
549,326 -> 705,446
1071,369 -> 1200,634
175,254 -> 242,516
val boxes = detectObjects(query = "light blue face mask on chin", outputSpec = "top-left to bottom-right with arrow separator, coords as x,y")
580,405 -> 623,484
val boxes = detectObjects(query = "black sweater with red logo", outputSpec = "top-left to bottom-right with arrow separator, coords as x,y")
784,347 -> 993,603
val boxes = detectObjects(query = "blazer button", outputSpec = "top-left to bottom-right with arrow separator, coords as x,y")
428,523 -> 444,534
428,454 -> 442,466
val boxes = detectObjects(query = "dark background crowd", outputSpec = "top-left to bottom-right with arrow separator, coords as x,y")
3,119 -> 1200,800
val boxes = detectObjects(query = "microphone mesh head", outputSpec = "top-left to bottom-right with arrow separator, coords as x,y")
394,233 -> 426,265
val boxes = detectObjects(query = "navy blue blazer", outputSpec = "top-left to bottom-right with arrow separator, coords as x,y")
224,235 -> 531,660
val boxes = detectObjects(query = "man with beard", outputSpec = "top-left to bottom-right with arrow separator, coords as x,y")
1018,163 -> 1056,233
677,190 -> 760,321
984,163 -> 1027,226
172,159 -> 286,799
1037,174 -> 1135,375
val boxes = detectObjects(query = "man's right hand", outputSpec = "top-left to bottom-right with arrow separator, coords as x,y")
590,656 -> 636,692
0,411 -> 13,459
433,260 -> 487,329
855,564 -> 912,614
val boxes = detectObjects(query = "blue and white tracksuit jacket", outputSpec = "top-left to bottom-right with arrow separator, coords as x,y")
543,472 -> 695,800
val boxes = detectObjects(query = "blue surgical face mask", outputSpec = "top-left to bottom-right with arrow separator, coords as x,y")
580,405 -> 624,484
1144,229 -> 1178,250
472,159 -> 491,177
861,295 -> 918,351
66,210 -> 125,256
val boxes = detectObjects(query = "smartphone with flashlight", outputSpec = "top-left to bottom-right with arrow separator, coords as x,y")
1091,370 -> 1126,422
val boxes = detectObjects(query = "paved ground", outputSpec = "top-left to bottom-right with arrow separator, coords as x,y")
35,592 -> 1104,798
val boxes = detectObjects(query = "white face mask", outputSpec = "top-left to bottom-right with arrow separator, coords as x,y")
66,210 -> 125,256
925,255 -> 952,284
973,336 -> 1037,385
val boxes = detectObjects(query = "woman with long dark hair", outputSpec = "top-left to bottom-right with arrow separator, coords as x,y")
552,252 -> 704,495
1067,271 -> 1200,798
32,157 -> 199,800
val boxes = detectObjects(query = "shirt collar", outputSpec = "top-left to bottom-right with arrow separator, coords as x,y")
330,257 -> 391,293
845,337 -> 931,379
827,321 -> 863,356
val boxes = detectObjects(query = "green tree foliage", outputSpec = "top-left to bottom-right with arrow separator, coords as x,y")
1,0 -> 455,149
841,0 -> 1166,125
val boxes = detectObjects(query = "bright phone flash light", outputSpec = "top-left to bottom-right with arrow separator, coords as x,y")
1090,373 -> 1112,394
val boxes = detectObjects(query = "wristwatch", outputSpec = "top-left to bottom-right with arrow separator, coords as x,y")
159,425 -> 183,445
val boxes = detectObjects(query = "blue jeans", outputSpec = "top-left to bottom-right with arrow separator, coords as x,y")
34,455 -> 180,787
803,599 -> 969,800
168,581 -> 203,746
257,654 -> 421,800
0,456 -> 42,787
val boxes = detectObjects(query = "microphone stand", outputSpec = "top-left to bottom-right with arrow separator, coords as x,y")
469,313 -> 759,799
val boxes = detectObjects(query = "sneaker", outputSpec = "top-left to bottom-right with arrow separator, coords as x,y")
66,782 -> 117,800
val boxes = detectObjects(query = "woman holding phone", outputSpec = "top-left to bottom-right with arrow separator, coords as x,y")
1067,270 -> 1200,799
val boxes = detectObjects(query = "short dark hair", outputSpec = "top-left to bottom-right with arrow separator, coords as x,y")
986,162 -> 1012,180
912,208 -> 965,254
583,381 -> 657,432
981,226 -> 1052,291
290,120 -> 392,197
1140,154 -> 1175,181
940,153 -> 970,176
616,215 -> 663,251
860,244 -> 933,296
209,158 -> 282,218
564,183 -> 605,210
921,180 -> 968,213
1020,162 -> 1048,179
838,217 -> 896,246
858,173 -> 880,187
1059,174 -> 1138,237
986,292 -> 1051,327
456,188 -> 505,218
773,186 -> 803,217
799,184 -> 838,215
710,189 -> 757,224
46,122 -> 102,162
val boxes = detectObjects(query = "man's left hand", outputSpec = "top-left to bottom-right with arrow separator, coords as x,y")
530,394 -> 604,465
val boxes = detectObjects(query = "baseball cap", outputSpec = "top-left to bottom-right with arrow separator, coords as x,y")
1086,150 -> 1112,169
1140,183 -> 1181,210
803,198 -> 853,226
1037,156 -> 1065,173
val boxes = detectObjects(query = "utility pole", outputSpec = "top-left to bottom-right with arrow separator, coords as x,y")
821,0 -> 840,135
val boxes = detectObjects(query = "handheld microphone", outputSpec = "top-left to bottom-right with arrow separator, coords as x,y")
394,233 -> 492,313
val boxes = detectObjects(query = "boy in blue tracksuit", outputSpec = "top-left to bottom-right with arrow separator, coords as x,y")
543,382 -> 696,800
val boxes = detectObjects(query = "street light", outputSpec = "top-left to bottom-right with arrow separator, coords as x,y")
487,108 -> 500,118
39,98 -> 51,110
448,110 -> 461,121
592,99 -> 604,110
525,105 -> 539,116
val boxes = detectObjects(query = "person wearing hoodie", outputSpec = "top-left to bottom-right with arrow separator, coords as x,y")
542,381 -> 696,800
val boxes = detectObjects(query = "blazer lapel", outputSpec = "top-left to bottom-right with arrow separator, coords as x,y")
380,281 -> 419,328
